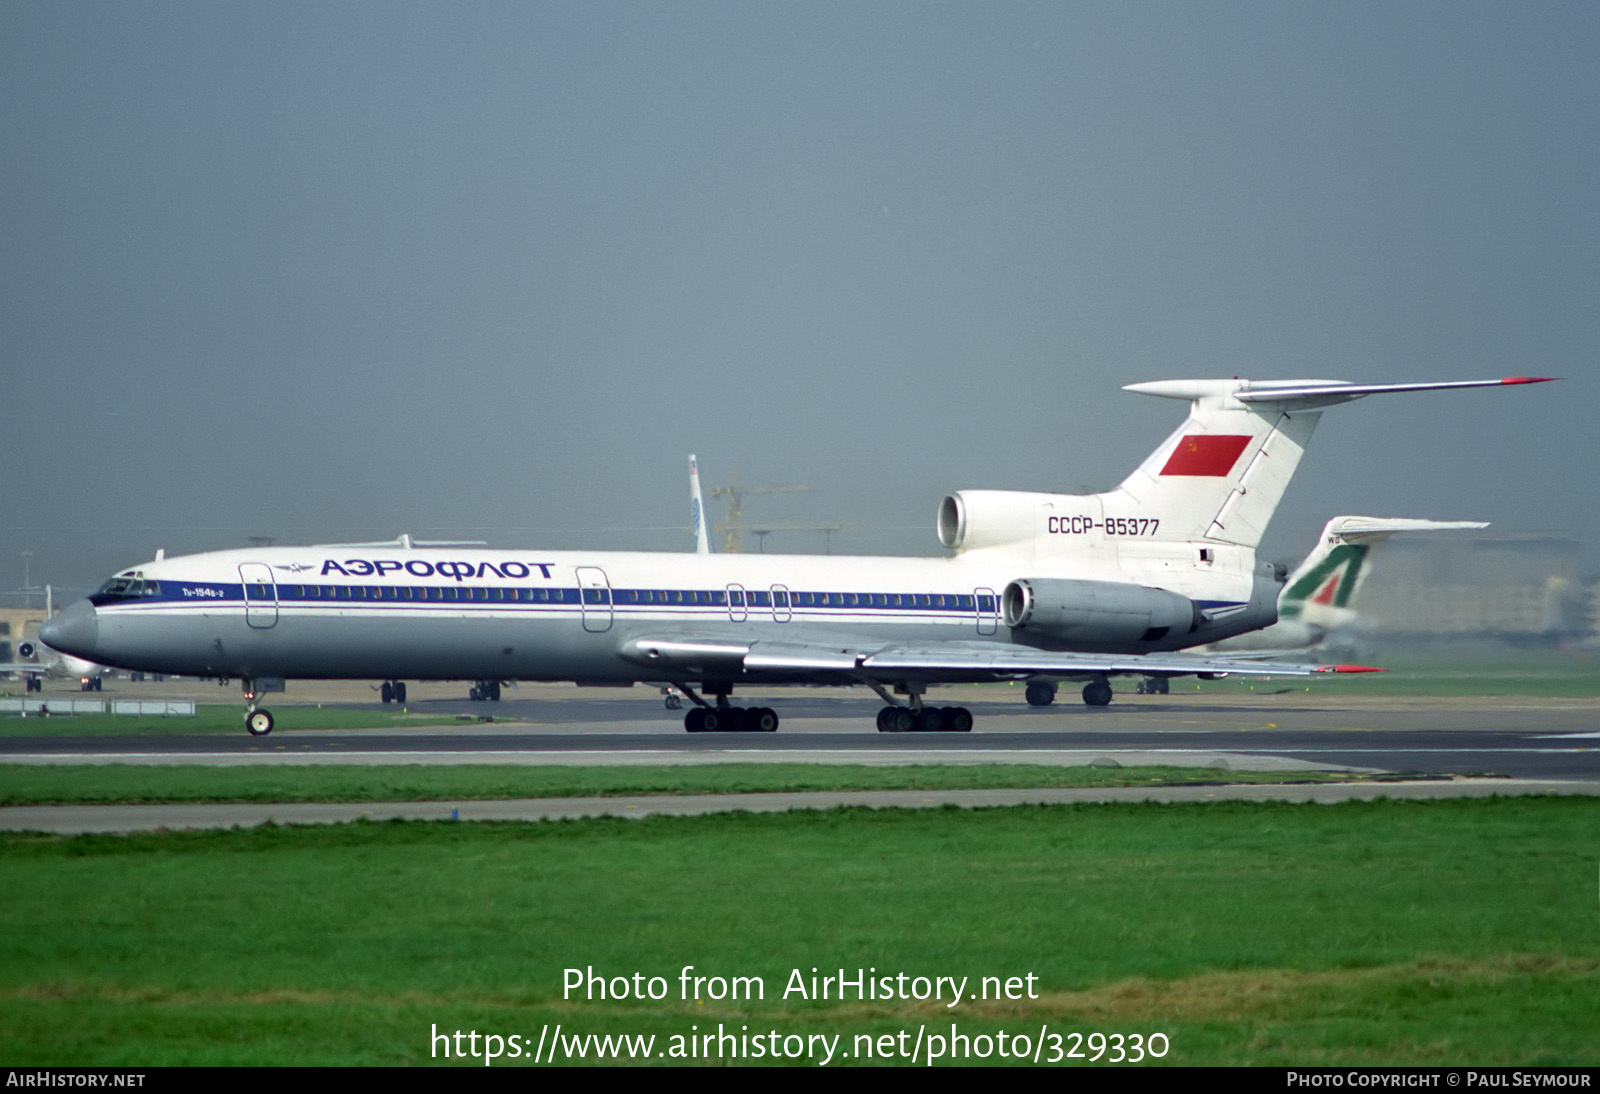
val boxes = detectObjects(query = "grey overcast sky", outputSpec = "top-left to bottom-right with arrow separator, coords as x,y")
3,1 -> 1595,593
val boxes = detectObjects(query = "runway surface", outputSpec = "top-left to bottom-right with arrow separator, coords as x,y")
6,682 -> 1599,835
5,688 -> 1598,781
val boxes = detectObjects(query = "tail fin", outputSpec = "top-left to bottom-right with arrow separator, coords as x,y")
1279,516 -> 1488,624
689,455 -> 711,554
1104,377 -> 1551,550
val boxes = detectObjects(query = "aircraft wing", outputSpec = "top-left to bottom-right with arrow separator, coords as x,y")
0,663 -> 48,677
618,635 -> 1379,683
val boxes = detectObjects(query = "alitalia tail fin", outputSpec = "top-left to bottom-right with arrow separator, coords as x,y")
1279,516 -> 1488,624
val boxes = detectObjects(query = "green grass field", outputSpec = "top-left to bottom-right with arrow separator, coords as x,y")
4,797 -> 1598,1065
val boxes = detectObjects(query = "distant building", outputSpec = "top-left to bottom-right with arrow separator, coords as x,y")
1353,531 -> 1595,640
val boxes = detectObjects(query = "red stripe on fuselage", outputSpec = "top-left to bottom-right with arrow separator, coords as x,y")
1159,434 -> 1253,476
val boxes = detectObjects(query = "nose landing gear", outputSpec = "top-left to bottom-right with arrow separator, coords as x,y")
242,679 -> 274,736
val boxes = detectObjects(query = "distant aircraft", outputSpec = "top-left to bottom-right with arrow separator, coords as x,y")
1113,516 -> 1487,698
0,639 -> 109,692
41,376 -> 1551,735
1214,516 -> 1490,653
0,588 -> 111,692
689,454 -> 711,555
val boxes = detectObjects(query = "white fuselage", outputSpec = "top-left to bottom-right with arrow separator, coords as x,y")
50,539 -> 1271,685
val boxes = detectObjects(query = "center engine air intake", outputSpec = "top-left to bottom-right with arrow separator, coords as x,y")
938,490 -> 1056,551
1002,577 -> 1203,649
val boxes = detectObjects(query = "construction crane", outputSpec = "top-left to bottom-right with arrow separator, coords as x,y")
709,471 -> 814,553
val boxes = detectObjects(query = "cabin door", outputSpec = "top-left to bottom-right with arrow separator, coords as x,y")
576,566 -> 613,633
239,563 -> 279,629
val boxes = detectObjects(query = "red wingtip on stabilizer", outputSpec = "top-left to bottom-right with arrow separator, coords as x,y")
1501,376 -> 1559,385
1315,664 -> 1386,674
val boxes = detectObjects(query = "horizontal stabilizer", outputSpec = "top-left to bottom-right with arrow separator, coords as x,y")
1231,376 -> 1557,406
1322,516 -> 1488,540
1110,376 -> 1550,548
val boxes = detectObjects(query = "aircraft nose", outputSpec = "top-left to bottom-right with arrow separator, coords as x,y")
39,600 -> 98,659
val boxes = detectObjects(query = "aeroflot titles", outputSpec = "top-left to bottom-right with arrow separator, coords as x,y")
316,558 -> 556,580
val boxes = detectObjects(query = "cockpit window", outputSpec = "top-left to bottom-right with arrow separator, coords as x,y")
89,577 -> 161,604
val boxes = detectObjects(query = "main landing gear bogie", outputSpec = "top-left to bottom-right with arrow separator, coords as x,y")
876,705 -> 973,733
379,680 -> 408,704
684,706 -> 779,733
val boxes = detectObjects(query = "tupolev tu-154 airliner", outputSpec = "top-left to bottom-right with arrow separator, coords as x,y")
41,376 -> 1552,736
